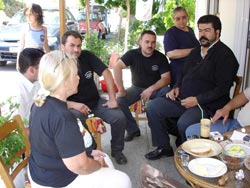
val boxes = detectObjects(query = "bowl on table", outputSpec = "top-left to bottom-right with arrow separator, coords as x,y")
220,143 -> 250,170
244,155 -> 250,171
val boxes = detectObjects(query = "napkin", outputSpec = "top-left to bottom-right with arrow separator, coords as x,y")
230,130 -> 247,141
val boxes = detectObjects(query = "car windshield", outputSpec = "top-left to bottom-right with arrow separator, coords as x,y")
77,12 -> 99,21
43,10 -> 60,25
7,9 -> 61,25
7,11 -> 26,25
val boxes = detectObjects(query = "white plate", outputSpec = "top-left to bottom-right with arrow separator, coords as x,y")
182,139 -> 222,157
188,158 -> 227,178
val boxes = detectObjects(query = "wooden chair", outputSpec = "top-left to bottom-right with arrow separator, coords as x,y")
0,114 -> 30,188
232,75 -> 242,98
129,100 -> 148,123
86,117 -> 106,150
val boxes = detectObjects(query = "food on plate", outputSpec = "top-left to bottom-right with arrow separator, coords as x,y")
194,163 -> 208,176
226,145 -> 245,156
190,146 -> 211,156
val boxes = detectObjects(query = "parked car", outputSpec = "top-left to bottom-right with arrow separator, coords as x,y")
76,5 -> 110,38
76,11 -> 102,35
0,8 -> 79,66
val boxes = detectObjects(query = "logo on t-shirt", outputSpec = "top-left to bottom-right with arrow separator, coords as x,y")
85,71 -> 92,79
40,35 -> 44,42
152,65 -> 159,71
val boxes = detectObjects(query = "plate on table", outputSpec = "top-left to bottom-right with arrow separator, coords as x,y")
182,139 -> 222,157
188,158 -> 227,178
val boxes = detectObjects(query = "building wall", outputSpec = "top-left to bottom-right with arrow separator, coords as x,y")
195,0 -> 250,89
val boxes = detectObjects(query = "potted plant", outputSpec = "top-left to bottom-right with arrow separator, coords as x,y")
0,97 -> 25,165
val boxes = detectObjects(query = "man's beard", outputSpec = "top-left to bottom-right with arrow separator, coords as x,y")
199,36 -> 217,47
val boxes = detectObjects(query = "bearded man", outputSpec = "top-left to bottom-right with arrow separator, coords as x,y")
144,15 -> 239,160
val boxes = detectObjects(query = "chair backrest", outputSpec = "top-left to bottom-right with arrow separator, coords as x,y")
228,75 -> 242,118
232,75 -> 242,98
0,114 -> 30,188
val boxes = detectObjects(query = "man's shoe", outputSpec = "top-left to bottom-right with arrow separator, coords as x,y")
144,146 -> 174,160
124,130 -> 141,142
111,152 -> 127,165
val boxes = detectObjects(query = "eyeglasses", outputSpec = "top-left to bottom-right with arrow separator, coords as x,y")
53,52 -> 70,72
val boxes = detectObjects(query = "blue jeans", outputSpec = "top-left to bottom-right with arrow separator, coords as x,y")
186,119 -> 242,138
146,97 -> 210,147
71,98 -> 126,153
117,85 -> 170,134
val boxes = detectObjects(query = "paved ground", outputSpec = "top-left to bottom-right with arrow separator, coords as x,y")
101,118 -> 186,187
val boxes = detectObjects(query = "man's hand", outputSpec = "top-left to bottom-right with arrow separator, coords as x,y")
166,88 -> 180,100
102,99 -> 118,109
212,108 -> 230,125
69,101 -> 91,115
140,87 -> 153,103
180,97 -> 198,108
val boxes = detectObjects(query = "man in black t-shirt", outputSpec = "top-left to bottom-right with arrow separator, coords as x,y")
144,15 -> 239,160
61,31 -> 127,165
113,30 -> 171,142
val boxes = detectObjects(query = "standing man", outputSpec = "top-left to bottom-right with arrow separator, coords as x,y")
113,30 -> 171,142
163,6 -> 199,85
61,31 -> 127,165
145,15 -> 239,160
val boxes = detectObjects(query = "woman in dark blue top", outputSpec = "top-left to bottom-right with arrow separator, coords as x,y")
164,6 -> 200,85
28,50 -> 131,188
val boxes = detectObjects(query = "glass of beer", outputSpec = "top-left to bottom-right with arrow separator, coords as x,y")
200,118 -> 211,139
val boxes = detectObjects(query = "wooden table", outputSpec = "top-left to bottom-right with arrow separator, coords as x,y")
174,127 -> 250,188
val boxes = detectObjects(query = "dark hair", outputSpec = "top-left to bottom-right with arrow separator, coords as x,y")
198,15 -> 222,36
140,30 -> 156,39
172,6 -> 188,18
18,48 -> 45,74
24,3 -> 44,25
61,30 -> 83,45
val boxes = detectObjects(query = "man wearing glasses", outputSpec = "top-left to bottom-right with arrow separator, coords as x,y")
145,15 -> 239,160
61,31 -> 127,165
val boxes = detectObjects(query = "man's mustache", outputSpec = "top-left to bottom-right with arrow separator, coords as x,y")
199,36 -> 209,41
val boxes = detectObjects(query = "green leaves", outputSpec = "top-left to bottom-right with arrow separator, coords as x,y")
0,97 -> 24,165
0,129 -> 24,165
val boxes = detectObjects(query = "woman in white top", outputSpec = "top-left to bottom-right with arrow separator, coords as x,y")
17,3 -> 49,70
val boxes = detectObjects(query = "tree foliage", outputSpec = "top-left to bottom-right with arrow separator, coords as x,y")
3,0 -> 25,17
0,0 -> 4,10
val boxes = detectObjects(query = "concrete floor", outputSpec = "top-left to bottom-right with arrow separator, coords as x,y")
100,115 -> 186,188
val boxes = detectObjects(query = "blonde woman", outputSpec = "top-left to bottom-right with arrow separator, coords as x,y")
28,50 -> 131,188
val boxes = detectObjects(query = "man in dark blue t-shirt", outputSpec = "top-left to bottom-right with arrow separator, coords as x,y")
113,30 -> 171,142
61,31 -> 127,165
